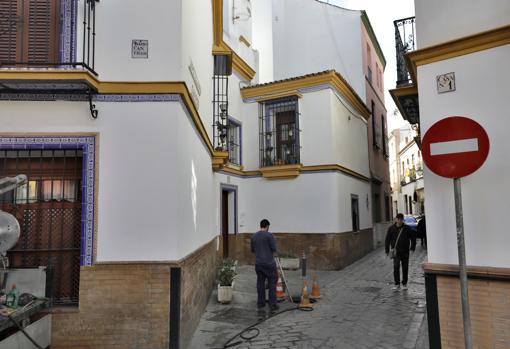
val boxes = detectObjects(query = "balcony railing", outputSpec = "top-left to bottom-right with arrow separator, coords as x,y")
394,16 -> 416,86
0,0 -> 99,75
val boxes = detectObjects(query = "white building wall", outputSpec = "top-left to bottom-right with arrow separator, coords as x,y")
181,0 -> 215,132
251,0 -> 274,83
0,100 -> 216,262
216,172 -> 371,234
300,90 -> 369,177
271,0 -> 365,100
418,44 -> 510,268
94,0 -> 182,81
223,0 -> 258,75
415,0 -> 510,49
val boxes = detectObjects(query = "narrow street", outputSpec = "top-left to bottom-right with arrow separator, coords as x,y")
190,246 -> 429,349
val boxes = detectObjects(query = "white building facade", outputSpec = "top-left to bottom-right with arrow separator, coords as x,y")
0,0 -> 384,347
388,125 -> 424,216
391,1 -> 510,347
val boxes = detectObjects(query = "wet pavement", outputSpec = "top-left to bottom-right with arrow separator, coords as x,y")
189,246 -> 429,349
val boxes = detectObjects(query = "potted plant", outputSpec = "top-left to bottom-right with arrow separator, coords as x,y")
218,258 -> 237,304
277,251 -> 300,270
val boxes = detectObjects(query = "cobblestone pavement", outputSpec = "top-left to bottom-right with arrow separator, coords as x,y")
189,246 -> 429,349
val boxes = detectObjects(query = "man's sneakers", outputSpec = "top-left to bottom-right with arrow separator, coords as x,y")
402,284 -> 408,291
392,284 -> 400,291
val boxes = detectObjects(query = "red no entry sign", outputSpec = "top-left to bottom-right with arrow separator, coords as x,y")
422,116 -> 490,178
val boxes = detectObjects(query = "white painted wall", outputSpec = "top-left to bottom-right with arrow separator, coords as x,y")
251,0 -> 274,83
180,0 -> 215,138
272,0 -> 365,100
415,0 -> 510,48
216,171 -> 371,234
418,44 -> 510,268
223,0 -> 258,76
0,100 -> 216,262
94,0 -> 182,81
299,89 -> 369,176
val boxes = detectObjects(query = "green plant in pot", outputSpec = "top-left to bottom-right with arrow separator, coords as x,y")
218,258 -> 237,303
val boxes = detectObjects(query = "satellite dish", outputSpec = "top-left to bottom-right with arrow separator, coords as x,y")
0,211 -> 20,256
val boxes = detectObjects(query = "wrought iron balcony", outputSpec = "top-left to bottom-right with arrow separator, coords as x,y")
394,16 -> 416,86
0,0 -> 99,77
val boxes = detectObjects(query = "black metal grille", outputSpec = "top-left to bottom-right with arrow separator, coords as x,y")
212,55 -> 230,152
259,97 -> 301,167
394,16 -> 416,86
0,0 -> 99,75
228,120 -> 241,165
0,149 -> 83,306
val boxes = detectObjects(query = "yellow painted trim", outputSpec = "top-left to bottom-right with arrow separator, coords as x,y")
389,84 -> 418,121
256,91 -> 303,103
211,0 -> 256,81
239,35 -> 251,48
407,24 -> 510,81
241,71 -> 370,120
301,165 -> 370,182
212,151 -> 230,170
260,164 -> 302,179
212,0 -> 223,46
220,163 -> 369,182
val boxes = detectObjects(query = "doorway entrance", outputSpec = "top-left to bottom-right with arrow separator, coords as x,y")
220,185 -> 237,258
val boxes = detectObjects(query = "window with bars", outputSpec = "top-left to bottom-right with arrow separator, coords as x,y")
259,97 -> 300,167
0,149 -> 83,306
228,119 -> 241,166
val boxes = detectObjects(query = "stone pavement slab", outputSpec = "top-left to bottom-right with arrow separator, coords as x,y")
189,246 -> 429,349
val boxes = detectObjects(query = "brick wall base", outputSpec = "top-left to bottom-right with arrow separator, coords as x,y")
52,264 -> 172,349
50,237 -> 219,349
437,275 -> 510,348
226,229 -> 373,270
179,238 -> 219,348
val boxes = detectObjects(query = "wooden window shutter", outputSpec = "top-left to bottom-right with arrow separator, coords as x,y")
0,0 -> 23,63
22,0 -> 60,63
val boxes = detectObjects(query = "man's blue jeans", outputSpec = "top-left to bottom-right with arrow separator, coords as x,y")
255,263 -> 277,307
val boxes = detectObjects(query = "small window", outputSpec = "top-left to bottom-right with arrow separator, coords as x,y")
214,54 -> 232,76
351,195 -> 360,232
228,119 -> 241,165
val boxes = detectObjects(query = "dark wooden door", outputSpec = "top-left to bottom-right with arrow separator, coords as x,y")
221,190 -> 229,258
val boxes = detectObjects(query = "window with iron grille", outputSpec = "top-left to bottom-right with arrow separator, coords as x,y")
259,97 -> 300,167
0,149 -> 83,306
228,119 -> 241,166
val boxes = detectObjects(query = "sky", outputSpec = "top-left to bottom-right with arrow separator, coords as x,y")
327,0 -> 415,133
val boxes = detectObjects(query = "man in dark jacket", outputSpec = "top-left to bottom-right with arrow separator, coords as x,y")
251,219 -> 278,310
385,213 -> 416,290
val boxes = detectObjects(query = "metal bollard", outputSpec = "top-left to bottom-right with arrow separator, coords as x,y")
301,250 -> 307,278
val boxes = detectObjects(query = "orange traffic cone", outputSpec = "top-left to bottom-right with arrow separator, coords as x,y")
276,272 -> 285,301
310,276 -> 321,299
298,280 -> 313,309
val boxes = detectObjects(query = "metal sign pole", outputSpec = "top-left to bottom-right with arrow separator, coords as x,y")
453,177 -> 473,349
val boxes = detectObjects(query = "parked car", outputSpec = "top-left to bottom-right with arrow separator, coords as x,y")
403,215 -> 418,232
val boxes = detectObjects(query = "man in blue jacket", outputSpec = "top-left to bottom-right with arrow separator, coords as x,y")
251,219 -> 278,311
